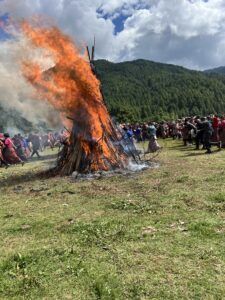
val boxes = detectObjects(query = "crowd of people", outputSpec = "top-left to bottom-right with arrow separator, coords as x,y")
121,114 -> 225,154
0,131 -> 68,168
1,114 -> 224,168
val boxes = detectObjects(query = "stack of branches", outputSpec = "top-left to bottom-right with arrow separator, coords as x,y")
55,117 -> 128,176
51,42 -> 130,176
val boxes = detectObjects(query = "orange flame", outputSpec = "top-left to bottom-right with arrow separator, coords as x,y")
20,20 -> 126,172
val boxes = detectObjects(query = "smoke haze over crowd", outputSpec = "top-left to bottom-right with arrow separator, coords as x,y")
0,29 -> 61,130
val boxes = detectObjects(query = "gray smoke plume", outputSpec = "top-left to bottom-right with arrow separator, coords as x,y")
0,32 -> 62,132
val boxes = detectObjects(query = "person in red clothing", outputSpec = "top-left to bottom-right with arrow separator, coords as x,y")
219,116 -> 225,147
0,138 -> 9,168
212,114 -> 220,142
3,133 -> 24,165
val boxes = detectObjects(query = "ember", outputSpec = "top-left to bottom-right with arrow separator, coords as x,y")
20,21 -> 135,175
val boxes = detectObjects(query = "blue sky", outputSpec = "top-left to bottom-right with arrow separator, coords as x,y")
98,11 -> 130,35
0,13 -> 9,40
97,2 -> 150,35
113,14 -> 128,34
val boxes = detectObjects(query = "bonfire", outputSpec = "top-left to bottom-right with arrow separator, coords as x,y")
21,21 -> 130,176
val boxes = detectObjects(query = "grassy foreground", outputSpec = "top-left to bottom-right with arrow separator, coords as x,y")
1,140 -> 225,299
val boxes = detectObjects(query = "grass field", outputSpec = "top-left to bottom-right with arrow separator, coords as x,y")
1,140 -> 225,299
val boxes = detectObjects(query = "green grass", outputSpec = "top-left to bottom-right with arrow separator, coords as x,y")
1,141 -> 225,299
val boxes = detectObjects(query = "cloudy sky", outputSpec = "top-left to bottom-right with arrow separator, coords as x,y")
1,0 -> 225,70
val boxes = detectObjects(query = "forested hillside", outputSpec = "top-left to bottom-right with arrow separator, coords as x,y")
95,59 -> 225,122
205,66 -> 225,75
0,105 -> 33,133
3,59 -> 225,130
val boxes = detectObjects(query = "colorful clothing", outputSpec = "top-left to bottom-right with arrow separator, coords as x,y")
219,120 -> 225,147
0,140 -> 5,162
4,138 -> 22,164
147,136 -> 160,153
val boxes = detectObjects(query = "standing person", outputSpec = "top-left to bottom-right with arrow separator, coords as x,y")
127,126 -> 134,139
48,133 -> 55,150
182,119 -> 190,146
3,133 -> 24,165
176,120 -> 183,139
13,134 -> 28,161
141,124 -> 148,141
212,114 -> 220,142
195,118 -> 204,150
22,135 -> 31,158
41,134 -> 49,151
29,133 -> 41,158
159,122 -> 167,139
147,123 -> 160,153
201,117 -> 213,154
0,138 -> 9,168
219,116 -> 225,147
171,122 -> 177,140
182,118 -> 196,146
134,124 -> 142,142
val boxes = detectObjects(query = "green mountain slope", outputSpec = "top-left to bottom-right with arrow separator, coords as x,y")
0,105 -> 33,133
3,59 -> 225,130
95,59 -> 225,122
204,66 -> 225,75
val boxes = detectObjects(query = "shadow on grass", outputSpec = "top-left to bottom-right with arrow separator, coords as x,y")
0,170 -> 52,188
0,153 -> 58,187
28,153 -> 58,162
181,149 -> 222,157
167,142 -> 223,152
181,152 -> 206,157
167,144 -> 195,151
167,143 -> 186,149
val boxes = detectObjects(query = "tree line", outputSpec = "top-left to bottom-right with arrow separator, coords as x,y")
95,59 -> 225,122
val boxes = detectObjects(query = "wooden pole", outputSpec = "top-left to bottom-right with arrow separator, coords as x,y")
91,36 -> 95,61
86,46 -> 91,63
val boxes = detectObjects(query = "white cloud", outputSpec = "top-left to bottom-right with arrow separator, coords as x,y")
1,0 -> 225,70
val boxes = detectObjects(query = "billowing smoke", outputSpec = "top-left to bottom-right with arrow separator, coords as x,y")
0,31 -> 62,132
